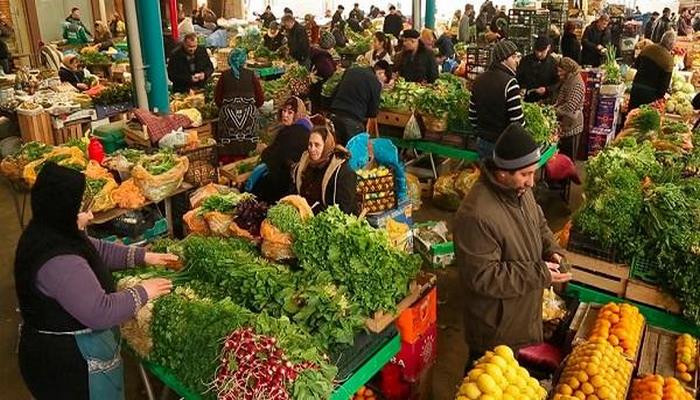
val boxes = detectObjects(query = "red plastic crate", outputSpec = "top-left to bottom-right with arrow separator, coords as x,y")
390,322 -> 437,382
396,287 -> 437,344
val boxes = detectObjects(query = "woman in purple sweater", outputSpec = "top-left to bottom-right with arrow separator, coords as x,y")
14,162 -> 177,400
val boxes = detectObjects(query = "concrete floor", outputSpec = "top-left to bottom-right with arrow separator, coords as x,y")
0,174 -> 582,400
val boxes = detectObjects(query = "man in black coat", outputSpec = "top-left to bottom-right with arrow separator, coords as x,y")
644,12 -> 659,39
629,31 -> 676,110
395,29 -> 438,83
581,15 -> 611,67
167,33 -> 214,93
330,61 -> 391,145
651,8 -> 672,43
349,3 -> 365,21
332,5 -> 345,29
383,6 -> 403,37
282,15 -> 310,67
516,36 -> 559,102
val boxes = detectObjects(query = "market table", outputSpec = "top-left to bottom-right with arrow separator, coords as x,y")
387,137 -> 558,178
136,333 -> 401,400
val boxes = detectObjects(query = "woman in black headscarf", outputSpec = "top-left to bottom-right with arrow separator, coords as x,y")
15,163 -> 177,399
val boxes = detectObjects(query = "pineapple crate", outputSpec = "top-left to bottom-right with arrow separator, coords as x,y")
563,249 -> 629,296
638,326 -> 698,396
52,120 -> 87,145
18,110 -> 54,145
377,110 -> 412,128
624,279 -> 681,314
357,167 -> 396,214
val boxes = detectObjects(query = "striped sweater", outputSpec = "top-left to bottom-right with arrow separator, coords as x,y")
468,64 -> 525,142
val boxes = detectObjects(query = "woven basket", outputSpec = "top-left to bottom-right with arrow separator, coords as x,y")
178,139 -> 218,186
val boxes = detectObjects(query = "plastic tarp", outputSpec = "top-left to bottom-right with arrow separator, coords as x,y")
206,29 -> 229,48
347,133 -> 408,203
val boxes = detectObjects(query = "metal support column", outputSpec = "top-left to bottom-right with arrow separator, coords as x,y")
136,0 -> 170,113
424,0 -> 435,29
412,0 -> 422,31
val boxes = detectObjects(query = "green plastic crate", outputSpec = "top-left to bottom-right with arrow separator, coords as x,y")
102,218 -> 168,245
629,257 -> 658,284
413,222 -> 454,268
565,283 -> 700,336
94,121 -> 127,154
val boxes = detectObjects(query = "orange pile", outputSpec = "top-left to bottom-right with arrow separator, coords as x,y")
675,333 -> 697,383
552,338 -> 633,400
588,302 -> 645,358
629,374 -> 693,400
352,386 -> 377,400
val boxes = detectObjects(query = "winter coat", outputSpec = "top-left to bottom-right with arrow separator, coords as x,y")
629,44 -> 674,110
650,16 -> 672,43
167,45 -> 214,93
396,46 -> 438,83
554,72 -> 585,137
286,22 -> 310,64
581,24 -> 610,67
458,15 -> 471,42
293,151 -> 359,215
516,54 -> 559,102
331,67 -> 382,122
383,14 -> 404,37
454,168 -> 561,354
468,64 -> 525,142
560,32 -> 581,64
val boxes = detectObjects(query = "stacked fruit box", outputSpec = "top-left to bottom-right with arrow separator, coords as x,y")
357,167 -> 396,214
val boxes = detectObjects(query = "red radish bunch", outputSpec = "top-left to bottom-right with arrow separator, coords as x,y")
213,327 -> 318,400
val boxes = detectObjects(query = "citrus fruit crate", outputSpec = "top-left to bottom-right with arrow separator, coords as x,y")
624,279 -> 681,314
637,326 -> 699,395
571,302 -> 645,365
563,250 -> 629,297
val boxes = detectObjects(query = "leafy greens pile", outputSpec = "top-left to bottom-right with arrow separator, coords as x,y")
523,102 -> 557,145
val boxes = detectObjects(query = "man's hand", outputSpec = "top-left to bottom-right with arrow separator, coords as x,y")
76,83 -> 89,90
546,261 -> 572,283
535,87 -> 547,95
550,253 -> 563,264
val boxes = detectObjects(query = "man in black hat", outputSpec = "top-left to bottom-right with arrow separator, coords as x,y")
468,40 -> 524,159
395,29 -> 438,83
282,15 -> 310,67
581,14 -> 611,67
453,123 -> 572,368
516,35 -> 559,102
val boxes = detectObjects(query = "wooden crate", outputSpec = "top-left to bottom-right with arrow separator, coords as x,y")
18,111 -> 54,145
572,302 -> 645,364
377,110 -> 412,128
52,121 -> 85,145
638,326 -> 698,395
185,120 -> 215,141
220,155 -> 260,186
124,123 -> 152,149
365,272 -> 437,333
625,279 -> 681,314
563,250 -> 629,296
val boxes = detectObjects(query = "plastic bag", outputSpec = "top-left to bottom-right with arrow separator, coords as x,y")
158,129 -> 188,149
260,195 -> 313,261
403,113 -> 422,140
204,211 -> 233,236
91,179 -> 119,212
405,173 -> 422,211
23,146 -> 88,186
178,17 -> 195,35
175,108 -> 203,128
229,221 -> 259,243
454,168 -> 480,197
131,156 -> 189,202
206,29 -> 230,48
183,207 -> 210,235
432,172 -> 460,211
110,179 -> 146,209
189,183 -> 234,208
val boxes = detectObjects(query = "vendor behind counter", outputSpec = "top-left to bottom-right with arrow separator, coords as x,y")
59,54 -> 88,91
167,33 -> 214,93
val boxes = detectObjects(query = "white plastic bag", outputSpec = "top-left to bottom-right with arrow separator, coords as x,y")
178,17 -> 195,35
403,113 -> 422,140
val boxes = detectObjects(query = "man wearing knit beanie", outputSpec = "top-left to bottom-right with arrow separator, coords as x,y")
453,122 -> 572,368
468,40 -> 525,159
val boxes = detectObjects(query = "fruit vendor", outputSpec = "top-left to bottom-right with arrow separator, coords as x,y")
629,31 -> 675,111
395,29 -> 438,84
516,36 -> 559,103
453,123 -> 572,369
580,15 -> 610,67
167,33 -> 214,94
293,124 -> 359,215
58,54 -> 88,91
468,40 -> 525,159
329,61 -> 391,145
63,7 -> 91,46
14,163 -> 179,399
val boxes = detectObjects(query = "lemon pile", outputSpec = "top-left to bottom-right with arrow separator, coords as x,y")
553,338 -> 633,400
675,333 -> 697,383
455,345 -> 546,400
588,302 -> 645,358
629,374 -> 693,400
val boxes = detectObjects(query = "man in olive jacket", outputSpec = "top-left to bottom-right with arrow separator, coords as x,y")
454,123 -> 572,366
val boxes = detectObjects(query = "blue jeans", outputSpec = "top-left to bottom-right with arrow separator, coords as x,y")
477,137 -> 495,160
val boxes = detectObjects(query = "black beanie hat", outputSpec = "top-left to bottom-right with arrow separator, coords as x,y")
31,162 -> 86,231
534,35 -> 551,51
402,29 -> 420,39
493,123 -> 541,171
